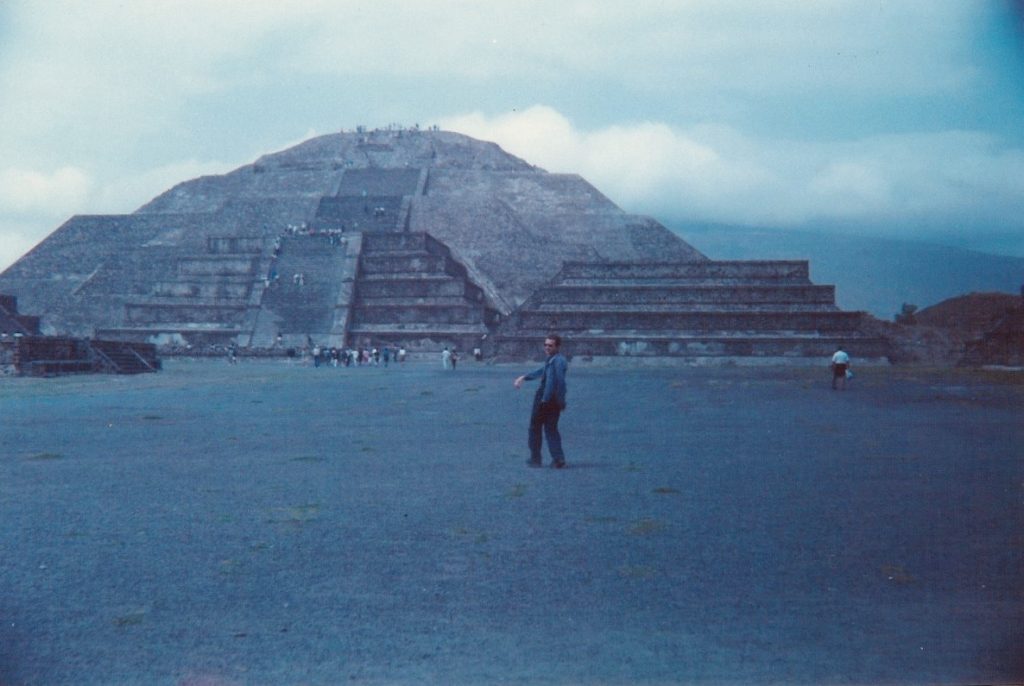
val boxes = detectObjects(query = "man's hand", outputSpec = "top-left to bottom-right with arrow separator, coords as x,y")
514,375 -> 525,389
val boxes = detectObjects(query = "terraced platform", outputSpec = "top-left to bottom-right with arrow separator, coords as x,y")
491,261 -> 888,362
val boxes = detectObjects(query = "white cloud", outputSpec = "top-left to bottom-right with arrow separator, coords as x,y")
441,107 -> 1024,235
0,167 -> 93,216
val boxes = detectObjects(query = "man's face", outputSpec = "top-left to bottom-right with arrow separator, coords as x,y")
543,339 -> 558,356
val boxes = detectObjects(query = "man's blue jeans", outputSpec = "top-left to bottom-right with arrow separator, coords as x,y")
529,400 -> 565,464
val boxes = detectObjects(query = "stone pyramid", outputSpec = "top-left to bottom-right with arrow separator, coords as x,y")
0,127 -> 885,361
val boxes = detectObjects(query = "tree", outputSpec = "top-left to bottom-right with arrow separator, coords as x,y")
895,303 -> 918,325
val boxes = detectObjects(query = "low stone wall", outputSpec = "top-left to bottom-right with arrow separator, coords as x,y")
514,309 -> 865,333
494,334 -> 890,361
540,284 -> 836,305
125,303 -> 249,325
178,256 -> 258,277
560,260 -> 811,281
3,335 -> 160,375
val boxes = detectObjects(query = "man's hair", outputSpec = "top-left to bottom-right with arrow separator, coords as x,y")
545,333 -> 562,348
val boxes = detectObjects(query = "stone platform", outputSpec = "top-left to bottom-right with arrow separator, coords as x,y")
492,260 -> 888,362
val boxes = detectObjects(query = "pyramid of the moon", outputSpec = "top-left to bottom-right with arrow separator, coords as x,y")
0,128 -> 886,361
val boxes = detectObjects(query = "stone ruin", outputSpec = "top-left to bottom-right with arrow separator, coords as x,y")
0,128 -> 887,363
0,294 -> 159,376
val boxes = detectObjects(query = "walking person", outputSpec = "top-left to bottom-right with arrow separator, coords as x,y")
514,334 -> 568,469
830,344 -> 851,390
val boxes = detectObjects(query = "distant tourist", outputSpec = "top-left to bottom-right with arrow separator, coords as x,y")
450,349 -> 458,370
441,347 -> 452,370
830,345 -> 851,390
398,346 -> 407,364
382,346 -> 390,367
514,334 -> 568,469
473,347 -> 482,362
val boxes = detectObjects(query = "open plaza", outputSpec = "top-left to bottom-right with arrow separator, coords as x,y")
1,358 -> 1022,684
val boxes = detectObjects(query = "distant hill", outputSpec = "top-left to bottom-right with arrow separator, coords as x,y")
915,292 -> 1021,334
674,223 -> 1024,319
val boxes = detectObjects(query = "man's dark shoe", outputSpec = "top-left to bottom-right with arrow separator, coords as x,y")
551,461 -> 567,469
526,459 -> 542,468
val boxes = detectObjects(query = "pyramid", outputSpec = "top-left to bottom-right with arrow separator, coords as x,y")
0,127 -> 885,361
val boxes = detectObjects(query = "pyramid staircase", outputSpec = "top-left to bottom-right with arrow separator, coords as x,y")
491,261 -> 889,362
89,339 -> 161,373
249,233 -> 359,348
347,232 -> 499,352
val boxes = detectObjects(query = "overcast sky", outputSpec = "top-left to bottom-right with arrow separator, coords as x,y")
2,0 -> 1023,271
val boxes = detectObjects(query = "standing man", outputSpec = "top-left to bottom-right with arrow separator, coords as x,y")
514,334 -> 568,469
830,344 -> 850,390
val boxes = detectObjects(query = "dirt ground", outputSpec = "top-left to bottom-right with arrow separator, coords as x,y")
1,358 -> 1022,685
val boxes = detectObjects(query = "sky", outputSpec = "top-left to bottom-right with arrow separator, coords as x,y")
1,0 -> 1023,271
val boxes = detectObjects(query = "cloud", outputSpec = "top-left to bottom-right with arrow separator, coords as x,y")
0,167 -> 93,216
441,106 -> 1024,236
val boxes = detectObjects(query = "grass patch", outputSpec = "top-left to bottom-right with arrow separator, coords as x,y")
618,564 -> 658,579
652,487 -> 679,495
267,503 -> 321,524
508,484 -> 527,498
452,526 -> 490,544
290,455 -> 325,463
113,610 -> 146,628
881,564 -> 916,585
585,515 -> 619,524
629,518 -> 666,536
27,452 -> 63,461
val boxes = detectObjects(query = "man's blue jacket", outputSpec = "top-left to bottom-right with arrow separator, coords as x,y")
523,353 -> 568,409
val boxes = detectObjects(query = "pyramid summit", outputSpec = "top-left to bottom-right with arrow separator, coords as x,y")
0,127 -> 885,361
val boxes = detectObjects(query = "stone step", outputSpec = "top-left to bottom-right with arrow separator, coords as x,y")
360,253 -> 448,274
360,232 -> 429,252
356,277 -> 470,298
359,249 -> 433,259
98,323 -> 243,334
358,272 -> 451,282
355,295 -> 480,307
206,236 -> 266,254
177,255 -> 259,277
131,296 -> 252,307
348,323 -> 489,335
125,303 -> 249,325
559,260 -> 811,282
152,281 -> 253,299
351,304 -> 491,326
513,310 -> 865,332
539,284 -> 836,304
558,277 -> 813,287
528,303 -> 839,313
